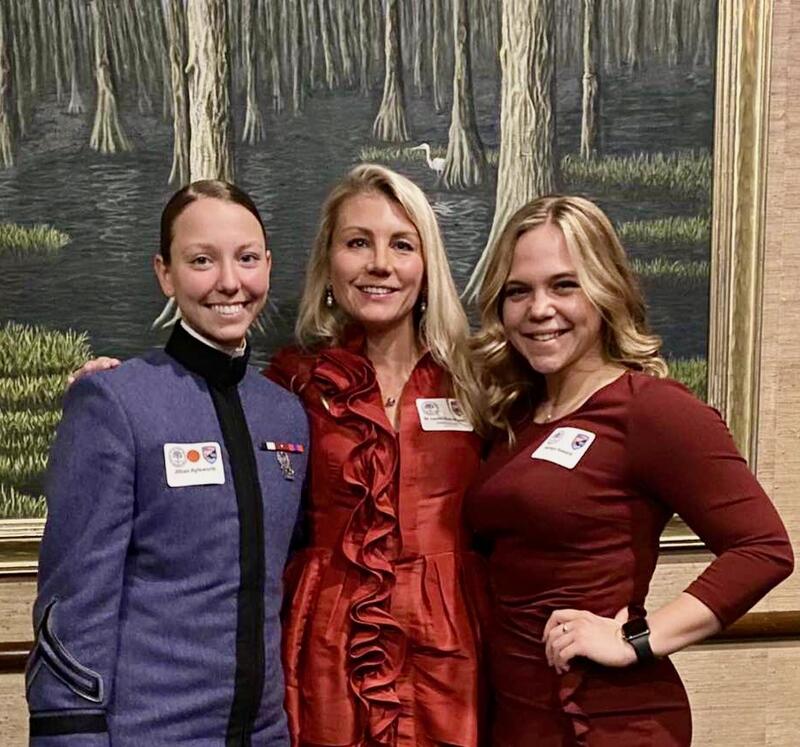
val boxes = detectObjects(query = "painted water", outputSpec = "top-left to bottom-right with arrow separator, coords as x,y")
0,66 -> 712,368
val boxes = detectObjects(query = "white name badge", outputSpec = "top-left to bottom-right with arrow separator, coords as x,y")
163,442 -> 225,487
531,427 -> 596,469
416,398 -> 474,432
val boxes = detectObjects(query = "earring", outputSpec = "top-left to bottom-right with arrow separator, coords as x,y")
325,284 -> 334,308
419,294 -> 427,314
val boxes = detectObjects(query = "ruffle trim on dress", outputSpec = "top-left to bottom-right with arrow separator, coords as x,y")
311,345 -> 405,746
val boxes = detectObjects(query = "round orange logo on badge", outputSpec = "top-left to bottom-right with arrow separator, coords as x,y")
187,449 -> 201,463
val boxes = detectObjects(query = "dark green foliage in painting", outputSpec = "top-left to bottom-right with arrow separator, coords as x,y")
0,323 -> 92,518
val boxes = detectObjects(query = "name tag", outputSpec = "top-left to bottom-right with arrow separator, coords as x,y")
531,427 -> 596,469
416,398 -> 474,432
163,442 -> 225,487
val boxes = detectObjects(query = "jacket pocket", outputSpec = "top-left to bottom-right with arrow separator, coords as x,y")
26,599 -> 104,704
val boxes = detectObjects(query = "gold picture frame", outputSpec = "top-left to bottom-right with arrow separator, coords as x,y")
0,0 -> 775,569
663,0 -> 773,550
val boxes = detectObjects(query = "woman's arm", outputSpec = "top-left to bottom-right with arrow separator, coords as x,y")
544,378 -> 793,673
28,375 -> 136,745
544,592 -> 721,673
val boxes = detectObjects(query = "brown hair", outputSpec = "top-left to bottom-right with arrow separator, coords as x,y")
159,180 -> 268,263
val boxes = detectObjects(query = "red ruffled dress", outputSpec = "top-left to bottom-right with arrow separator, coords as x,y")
266,334 -> 487,747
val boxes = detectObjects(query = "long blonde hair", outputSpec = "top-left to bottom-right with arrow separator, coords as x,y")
472,194 -> 667,437
296,163 -> 482,427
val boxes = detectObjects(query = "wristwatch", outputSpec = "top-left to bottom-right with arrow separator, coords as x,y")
621,617 -> 655,663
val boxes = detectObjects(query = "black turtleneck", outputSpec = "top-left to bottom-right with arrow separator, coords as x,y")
165,323 -> 265,747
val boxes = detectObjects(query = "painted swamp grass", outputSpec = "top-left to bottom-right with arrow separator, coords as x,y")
668,357 -> 708,400
0,223 -> 70,258
358,147 -> 712,200
0,322 -> 92,518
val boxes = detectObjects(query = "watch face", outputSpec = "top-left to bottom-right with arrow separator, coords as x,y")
623,617 -> 650,639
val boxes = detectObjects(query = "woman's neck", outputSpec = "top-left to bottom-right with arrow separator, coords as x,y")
538,356 -> 625,423
364,320 -> 421,371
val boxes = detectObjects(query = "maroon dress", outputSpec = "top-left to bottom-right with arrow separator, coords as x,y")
464,371 -> 793,746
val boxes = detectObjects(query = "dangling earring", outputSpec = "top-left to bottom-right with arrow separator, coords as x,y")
325,284 -> 334,308
419,293 -> 427,314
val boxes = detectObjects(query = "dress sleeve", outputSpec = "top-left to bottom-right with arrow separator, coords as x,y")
27,376 -> 136,745
627,378 -> 793,628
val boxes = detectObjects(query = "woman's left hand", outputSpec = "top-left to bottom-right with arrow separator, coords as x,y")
543,607 -> 637,674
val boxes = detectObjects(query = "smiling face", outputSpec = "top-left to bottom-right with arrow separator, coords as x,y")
328,191 -> 425,335
154,197 -> 271,348
501,222 -> 605,380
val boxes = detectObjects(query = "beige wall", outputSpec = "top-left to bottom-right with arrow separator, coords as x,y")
2,1 -> 799,744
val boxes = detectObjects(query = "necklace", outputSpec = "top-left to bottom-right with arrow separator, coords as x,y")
385,395 -> 398,407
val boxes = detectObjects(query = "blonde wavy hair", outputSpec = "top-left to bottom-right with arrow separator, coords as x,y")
296,163 -> 482,427
472,194 -> 667,437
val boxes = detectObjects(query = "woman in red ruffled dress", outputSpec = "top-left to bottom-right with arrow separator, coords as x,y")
267,164 -> 487,747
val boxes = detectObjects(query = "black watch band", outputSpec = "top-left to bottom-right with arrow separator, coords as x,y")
622,618 -> 655,663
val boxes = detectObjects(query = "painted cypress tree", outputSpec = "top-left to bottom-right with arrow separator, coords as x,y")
62,0 -> 84,114
580,0 -> 600,159
465,0 -> 557,298
89,0 -> 131,154
185,0 -> 233,180
290,0 -> 305,111
165,0 -> 189,184
0,0 -> 13,168
241,0 -> 265,143
316,0 -> 337,89
431,0 -> 446,113
372,0 -> 409,142
443,0 -> 487,188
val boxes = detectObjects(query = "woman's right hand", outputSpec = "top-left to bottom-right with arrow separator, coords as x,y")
67,357 -> 122,386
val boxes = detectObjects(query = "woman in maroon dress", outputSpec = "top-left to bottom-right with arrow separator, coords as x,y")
465,195 -> 793,746
267,164 -> 487,746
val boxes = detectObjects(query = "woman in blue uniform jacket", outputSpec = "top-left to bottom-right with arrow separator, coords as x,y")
26,180 -> 308,746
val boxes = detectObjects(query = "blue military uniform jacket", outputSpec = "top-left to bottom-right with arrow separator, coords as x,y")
27,323 -> 308,746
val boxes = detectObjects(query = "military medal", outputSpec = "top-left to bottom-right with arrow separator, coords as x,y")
259,440 -> 305,481
275,451 -> 295,481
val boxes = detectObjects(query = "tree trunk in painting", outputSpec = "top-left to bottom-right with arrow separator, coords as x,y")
334,1 -> 354,86
50,0 -> 65,103
290,0 -> 304,112
666,0 -> 681,67
465,0 -> 556,299
624,0 -> 641,71
27,0 -> 40,95
372,0 -> 409,142
241,0 -> 265,144
10,0 -> 29,136
303,0 -> 319,90
358,0 -> 370,94
266,0 -> 284,113
0,0 -> 13,168
317,0 -> 337,89
443,0 -> 487,189
89,0 -> 131,154
165,0 -> 190,185
431,0 -> 446,113
580,0 -> 599,159
186,0 -> 233,181
693,0 -> 712,68
63,0 -> 84,114
412,0 -> 424,96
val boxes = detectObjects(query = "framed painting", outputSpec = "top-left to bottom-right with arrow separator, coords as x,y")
0,0 -> 770,570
